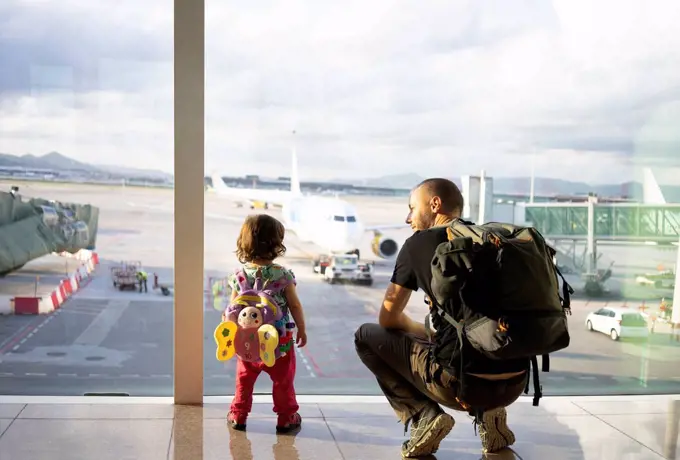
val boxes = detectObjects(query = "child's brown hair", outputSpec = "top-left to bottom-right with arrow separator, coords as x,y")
235,214 -> 287,263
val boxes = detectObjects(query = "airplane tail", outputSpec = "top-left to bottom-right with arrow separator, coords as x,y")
211,173 -> 228,192
290,144 -> 301,195
642,168 -> 666,204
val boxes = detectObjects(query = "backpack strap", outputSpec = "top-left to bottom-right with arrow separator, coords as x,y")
555,265 -> 574,314
253,267 -> 264,291
233,268 -> 252,293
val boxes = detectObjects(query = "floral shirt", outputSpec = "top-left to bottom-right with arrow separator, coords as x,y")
228,263 -> 296,323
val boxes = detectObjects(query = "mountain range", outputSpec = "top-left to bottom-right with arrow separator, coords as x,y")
2,152 -> 678,201
0,152 -> 172,180
346,173 -> 680,201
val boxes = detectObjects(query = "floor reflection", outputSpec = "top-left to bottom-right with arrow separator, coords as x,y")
229,429 -> 301,460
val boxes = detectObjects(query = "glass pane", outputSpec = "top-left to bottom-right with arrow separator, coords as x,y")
203,1 -> 680,403
0,2 -> 173,396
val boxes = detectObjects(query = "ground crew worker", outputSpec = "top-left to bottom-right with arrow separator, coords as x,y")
137,270 -> 148,293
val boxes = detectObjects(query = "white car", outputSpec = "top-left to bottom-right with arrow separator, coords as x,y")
585,307 -> 649,341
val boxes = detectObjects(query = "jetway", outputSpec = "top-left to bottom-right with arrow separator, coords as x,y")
0,188 -> 100,276
521,201 -> 680,243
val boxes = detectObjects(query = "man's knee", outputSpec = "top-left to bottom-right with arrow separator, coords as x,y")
354,323 -> 382,354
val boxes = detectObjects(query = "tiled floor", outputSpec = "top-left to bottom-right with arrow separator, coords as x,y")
0,395 -> 678,459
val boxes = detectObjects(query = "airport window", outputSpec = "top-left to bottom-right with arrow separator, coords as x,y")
2,0 -> 679,405
202,0 -> 680,401
0,0 -> 174,396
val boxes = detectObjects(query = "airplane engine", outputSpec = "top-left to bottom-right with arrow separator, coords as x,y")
371,235 -> 399,259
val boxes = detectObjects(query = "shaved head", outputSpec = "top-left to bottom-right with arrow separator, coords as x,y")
406,178 -> 464,231
416,178 -> 464,214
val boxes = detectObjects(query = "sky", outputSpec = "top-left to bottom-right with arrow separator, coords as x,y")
1,0 -> 680,184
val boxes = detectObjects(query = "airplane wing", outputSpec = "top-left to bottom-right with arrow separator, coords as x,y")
211,173 -> 290,207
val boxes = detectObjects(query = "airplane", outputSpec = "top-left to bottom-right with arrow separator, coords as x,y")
210,150 -> 408,261
642,167 -> 667,205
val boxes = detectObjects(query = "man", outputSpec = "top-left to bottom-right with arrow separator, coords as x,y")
136,269 -> 148,293
355,178 -> 528,458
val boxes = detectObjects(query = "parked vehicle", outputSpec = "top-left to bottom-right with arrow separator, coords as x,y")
313,254 -> 373,286
585,307 -> 649,341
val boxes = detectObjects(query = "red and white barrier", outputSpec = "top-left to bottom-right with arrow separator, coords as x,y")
8,252 -> 99,315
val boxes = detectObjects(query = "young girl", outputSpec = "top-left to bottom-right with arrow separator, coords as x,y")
226,214 -> 307,433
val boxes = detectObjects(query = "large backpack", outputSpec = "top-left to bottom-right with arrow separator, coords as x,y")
214,267 -> 295,367
428,219 -> 572,407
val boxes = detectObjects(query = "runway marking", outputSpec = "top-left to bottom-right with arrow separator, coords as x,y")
25,373 -> 46,377
0,314 -> 55,355
74,300 -> 131,347
295,347 -> 316,378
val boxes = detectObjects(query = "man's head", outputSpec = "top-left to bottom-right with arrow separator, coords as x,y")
406,178 -> 464,231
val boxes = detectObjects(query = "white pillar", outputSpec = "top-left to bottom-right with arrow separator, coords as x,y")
478,170 -> 487,223
529,154 -> 535,204
672,237 -> 680,325
586,196 -> 597,273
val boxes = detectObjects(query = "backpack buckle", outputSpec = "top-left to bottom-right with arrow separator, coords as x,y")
497,318 -> 509,333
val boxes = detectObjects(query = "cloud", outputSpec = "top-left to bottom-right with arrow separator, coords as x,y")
1,0 -> 680,184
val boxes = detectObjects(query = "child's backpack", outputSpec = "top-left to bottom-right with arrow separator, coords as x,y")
428,218 -> 572,407
213,267 -> 295,367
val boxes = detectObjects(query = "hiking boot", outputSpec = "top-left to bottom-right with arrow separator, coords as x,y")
227,410 -> 247,431
478,407 -> 515,453
401,406 -> 455,458
276,412 -> 302,433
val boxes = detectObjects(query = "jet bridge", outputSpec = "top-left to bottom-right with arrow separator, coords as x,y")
0,188 -> 100,276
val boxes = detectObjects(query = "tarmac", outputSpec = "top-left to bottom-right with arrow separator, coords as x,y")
0,181 -> 679,397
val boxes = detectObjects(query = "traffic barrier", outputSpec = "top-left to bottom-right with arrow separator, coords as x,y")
14,297 -> 41,315
0,299 -> 15,315
58,281 -> 69,301
10,251 -> 99,315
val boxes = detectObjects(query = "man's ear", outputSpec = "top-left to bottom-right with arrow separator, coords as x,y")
430,196 -> 442,213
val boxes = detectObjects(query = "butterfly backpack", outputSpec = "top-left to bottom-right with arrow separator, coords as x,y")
213,268 -> 295,367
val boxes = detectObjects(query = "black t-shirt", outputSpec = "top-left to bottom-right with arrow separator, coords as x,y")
390,226 -> 528,375
390,226 -> 447,301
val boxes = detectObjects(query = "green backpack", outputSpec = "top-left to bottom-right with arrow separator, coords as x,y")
429,218 -> 572,406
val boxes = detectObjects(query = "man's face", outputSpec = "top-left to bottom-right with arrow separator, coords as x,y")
405,186 -> 437,231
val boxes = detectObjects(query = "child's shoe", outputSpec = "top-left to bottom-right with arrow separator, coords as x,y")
276,412 -> 302,433
227,410 -> 247,431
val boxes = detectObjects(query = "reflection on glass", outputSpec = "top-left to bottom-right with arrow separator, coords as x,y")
204,1 -> 680,398
0,1 -> 173,396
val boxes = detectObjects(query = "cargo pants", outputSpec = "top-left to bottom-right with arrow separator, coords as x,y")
354,323 -> 527,425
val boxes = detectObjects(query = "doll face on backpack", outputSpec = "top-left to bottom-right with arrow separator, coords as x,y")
237,306 -> 263,329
